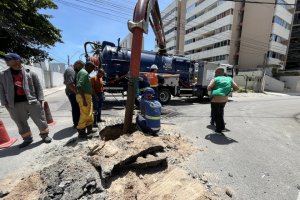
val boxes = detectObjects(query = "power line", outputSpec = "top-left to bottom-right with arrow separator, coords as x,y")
52,0 -> 293,59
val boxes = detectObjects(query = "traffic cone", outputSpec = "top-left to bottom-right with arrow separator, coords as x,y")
43,101 -> 56,125
0,119 -> 17,149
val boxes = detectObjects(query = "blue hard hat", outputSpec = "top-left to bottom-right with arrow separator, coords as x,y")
4,53 -> 22,61
143,87 -> 155,96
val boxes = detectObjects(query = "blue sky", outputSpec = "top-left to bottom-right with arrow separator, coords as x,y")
43,0 -> 173,65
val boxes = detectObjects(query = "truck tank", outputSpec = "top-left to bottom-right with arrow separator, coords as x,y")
101,44 -> 193,89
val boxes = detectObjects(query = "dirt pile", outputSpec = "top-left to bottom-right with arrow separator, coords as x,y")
2,124 -> 216,200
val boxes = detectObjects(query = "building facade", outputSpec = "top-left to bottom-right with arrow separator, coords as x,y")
120,33 -> 144,50
158,0 -> 186,55
286,0 -> 300,70
160,0 -> 296,69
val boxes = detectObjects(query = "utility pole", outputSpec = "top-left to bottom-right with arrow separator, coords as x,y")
67,55 -> 70,66
261,53 -> 267,93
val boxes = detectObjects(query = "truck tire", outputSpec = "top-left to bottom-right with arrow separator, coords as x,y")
158,88 -> 171,104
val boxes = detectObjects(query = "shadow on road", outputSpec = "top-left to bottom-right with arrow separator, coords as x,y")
205,133 -> 238,145
53,127 -> 77,140
0,141 -> 43,158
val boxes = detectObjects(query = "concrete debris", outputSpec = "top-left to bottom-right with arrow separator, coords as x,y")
2,124 -> 207,200
89,132 -> 166,179
40,157 -> 104,200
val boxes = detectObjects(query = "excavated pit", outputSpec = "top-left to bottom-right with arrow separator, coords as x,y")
99,123 -> 137,141
1,124 -> 216,200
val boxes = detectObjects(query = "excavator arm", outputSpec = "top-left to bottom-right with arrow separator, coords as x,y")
123,0 -> 166,133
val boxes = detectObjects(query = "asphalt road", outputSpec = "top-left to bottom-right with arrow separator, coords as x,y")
163,93 -> 300,200
0,90 -> 299,200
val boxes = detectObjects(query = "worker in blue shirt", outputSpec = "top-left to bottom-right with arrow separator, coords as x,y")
136,87 -> 161,135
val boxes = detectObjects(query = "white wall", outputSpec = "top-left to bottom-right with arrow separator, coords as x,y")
280,76 -> 300,92
264,75 -> 285,92
0,59 -> 64,89
51,72 -> 64,87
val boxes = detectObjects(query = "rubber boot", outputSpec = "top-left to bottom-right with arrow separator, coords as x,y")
93,114 -> 98,128
77,128 -> 87,139
86,125 -> 98,135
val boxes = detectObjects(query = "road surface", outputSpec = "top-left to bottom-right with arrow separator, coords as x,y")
0,90 -> 299,200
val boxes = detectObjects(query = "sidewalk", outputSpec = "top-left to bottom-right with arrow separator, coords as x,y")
264,91 -> 300,96
0,86 -> 65,112
44,85 -> 65,97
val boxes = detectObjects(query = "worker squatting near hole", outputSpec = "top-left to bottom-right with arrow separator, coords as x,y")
136,87 -> 162,135
0,53 -> 52,148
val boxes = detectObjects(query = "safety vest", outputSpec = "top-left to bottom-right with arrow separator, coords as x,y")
141,98 -> 161,131
145,72 -> 158,87
211,76 -> 233,97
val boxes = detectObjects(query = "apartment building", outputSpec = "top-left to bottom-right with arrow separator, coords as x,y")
158,0 -> 186,55
120,33 -> 144,50
160,0 -> 295,69
286,0 -> 300,69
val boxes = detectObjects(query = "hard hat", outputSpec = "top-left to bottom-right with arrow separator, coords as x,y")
150,64 -> 158,70
143,87 -> 155,97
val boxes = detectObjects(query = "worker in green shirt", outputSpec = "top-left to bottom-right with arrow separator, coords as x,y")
207,67 -> 239,135
76,61 -> 97,138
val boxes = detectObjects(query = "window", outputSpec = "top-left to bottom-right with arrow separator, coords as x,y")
273,16 -> 290,30
186,9 -> 233,35
267,51 -> 285,61
165,27 -> 177,35
162,7 -> 177,21
185,24 -> 232,45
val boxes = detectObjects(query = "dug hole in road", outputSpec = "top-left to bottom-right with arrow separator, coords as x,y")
0,118 -> 216,200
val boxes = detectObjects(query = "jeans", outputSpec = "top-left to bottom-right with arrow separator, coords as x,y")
66,93 -> 80,127
211,102 -> 226,133
92,92 -> 104,124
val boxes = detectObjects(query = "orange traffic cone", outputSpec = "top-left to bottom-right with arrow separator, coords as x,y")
0,119 -> 17,149
43,101 -> 56,125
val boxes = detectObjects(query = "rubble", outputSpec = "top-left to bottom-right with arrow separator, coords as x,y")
2,124 -> 215,200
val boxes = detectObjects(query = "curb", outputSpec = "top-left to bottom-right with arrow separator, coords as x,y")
44,87 -> 65,97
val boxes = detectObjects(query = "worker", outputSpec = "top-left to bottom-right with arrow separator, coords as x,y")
136,87 -> 161,135
145,64 -> 163,100
91,68 -> 105,128
63,60 -> 84,128
76,61 -> 98,138
135,74 -> 150,108
207,67 -> 239,135
0,53 -> 52,148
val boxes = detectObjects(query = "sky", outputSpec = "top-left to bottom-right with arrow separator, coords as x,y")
43,0 -> 173,65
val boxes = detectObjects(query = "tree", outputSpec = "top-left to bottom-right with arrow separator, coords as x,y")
0,0 -> 62,62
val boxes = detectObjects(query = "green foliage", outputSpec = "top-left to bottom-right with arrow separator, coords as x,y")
0,0 -> 62,62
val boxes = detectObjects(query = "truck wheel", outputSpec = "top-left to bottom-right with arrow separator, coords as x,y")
158,89 -> 171,104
